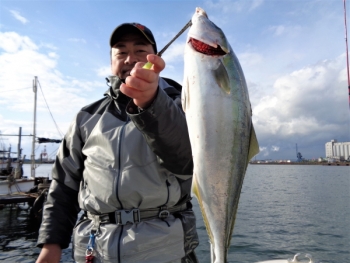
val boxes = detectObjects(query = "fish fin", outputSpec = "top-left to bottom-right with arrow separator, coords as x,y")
247,123 -> 259,165
213,60 -> 230,94
191,177 -> 199,199
192,177 -> 215,246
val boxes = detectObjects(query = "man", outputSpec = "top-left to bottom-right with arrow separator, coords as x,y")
36,23 -> 199,263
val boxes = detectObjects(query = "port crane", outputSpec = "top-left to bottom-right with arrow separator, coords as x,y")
296,144 -> 303,162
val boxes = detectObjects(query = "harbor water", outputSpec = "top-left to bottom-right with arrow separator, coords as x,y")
0,164 -> 349,263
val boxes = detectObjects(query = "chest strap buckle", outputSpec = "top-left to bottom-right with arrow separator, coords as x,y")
115,209 -> 140,225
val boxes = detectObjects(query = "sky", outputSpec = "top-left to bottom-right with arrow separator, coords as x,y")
0,0 -> 349,162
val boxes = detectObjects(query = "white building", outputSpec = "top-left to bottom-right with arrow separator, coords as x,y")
325,140 -> 350,161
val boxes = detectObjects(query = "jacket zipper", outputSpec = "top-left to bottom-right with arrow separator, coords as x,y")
116,121 -> 127,209
117,118 -> 129,263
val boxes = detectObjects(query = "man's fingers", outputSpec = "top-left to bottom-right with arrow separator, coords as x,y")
130,55 -> 165,80
146,54 -> 165,73
130,62 -> 158,85
120,54 -> 164,108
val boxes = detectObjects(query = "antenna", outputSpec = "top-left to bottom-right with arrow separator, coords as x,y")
343,0 -> 350,112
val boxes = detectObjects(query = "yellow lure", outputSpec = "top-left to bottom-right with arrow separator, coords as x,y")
143,61 -> 153,69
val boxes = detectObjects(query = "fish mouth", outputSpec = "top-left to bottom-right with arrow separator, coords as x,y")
189,38 -> 227,56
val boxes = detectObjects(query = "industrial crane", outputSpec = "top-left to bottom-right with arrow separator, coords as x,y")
295,143 -> 303,163
296,144 -> 303,162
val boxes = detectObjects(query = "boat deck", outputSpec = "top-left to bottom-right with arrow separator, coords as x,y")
0,192 -> 38,205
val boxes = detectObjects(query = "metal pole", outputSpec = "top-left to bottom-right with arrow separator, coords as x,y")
17,127 -> 22,163
344,0 -> 350,111
31,76 -> 37,179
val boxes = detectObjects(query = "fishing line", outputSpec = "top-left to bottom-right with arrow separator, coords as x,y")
143,20 -> 192,69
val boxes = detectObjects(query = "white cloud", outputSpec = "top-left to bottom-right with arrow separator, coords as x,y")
162,42 -> 185,64
96,66 -> 111,77
238,52 -> 263,68
48,52 -> 58,58
271,146 -> 280,152
270,25 -> 285,36
68,38 -> 87,44
0,32 -> 37,53
40,43 -> 58,51
250,0 -> 264,11
205,0 -> 263,13
0,31 -> 95,120
10,10 -> 29,24
252,54 -> 348,158
268,25 -> 302,37
205,0 -> 245,13
258,146 -> 269,157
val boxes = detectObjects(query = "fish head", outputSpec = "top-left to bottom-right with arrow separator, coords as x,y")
187,7 -> 230,56
183,7 -> 235,97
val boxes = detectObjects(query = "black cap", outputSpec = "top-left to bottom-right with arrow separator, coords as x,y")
109,23 -> 157,53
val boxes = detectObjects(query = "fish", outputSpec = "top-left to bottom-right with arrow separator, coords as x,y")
182,7 -> 260,263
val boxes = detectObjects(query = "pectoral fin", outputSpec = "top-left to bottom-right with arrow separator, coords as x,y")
213,60 -> 230,94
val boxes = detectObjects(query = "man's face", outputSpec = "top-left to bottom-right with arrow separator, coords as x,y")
111,33 -> 155,79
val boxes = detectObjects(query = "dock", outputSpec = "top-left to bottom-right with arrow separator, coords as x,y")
0,192 -> 38,205
322,163 -> 350,166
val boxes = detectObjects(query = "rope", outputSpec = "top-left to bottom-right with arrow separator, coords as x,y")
37,80 -> 64,138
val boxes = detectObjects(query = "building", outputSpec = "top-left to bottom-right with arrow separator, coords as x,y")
325,140 -> 350,161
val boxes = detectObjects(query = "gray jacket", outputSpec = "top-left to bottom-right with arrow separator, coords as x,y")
37,76 -> 199,263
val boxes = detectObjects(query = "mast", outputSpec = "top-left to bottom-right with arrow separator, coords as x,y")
344,0 -> 350,111
31,76 -> 37,179
17,126 -> 22,162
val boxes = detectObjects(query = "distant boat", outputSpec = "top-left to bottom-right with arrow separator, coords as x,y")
0,146 -> 18,175
0,77 -> 41,195
0,141 -> 36,195
0,174 -> 35,195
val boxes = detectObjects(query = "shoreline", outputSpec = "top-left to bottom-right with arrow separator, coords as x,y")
250,162 -> 350,166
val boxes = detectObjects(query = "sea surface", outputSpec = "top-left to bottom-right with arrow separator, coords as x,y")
0,164 -> 349,263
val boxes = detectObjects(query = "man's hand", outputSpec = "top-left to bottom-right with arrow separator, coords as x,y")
120,54 -> 165,109
36,244 -> 62,263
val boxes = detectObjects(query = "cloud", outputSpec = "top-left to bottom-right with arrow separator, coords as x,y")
0,31 -> 115,158
270,25 -> 285,36
40,43 -> 58,51
0,32 -> 37,53
162,42 -> 184,63
205,0 -> 263,13
250,0 -> 264,11
268,25 -> 302,37
96,66 -> 111,77
0,31 -> 107,157
68,38 -> 87,44
252,54 -> 349,159
271,146 -> 280,152
10,10 -> 29,24
238,52 -> 263,68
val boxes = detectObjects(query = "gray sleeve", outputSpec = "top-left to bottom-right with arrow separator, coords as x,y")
36,114 -> 84,248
